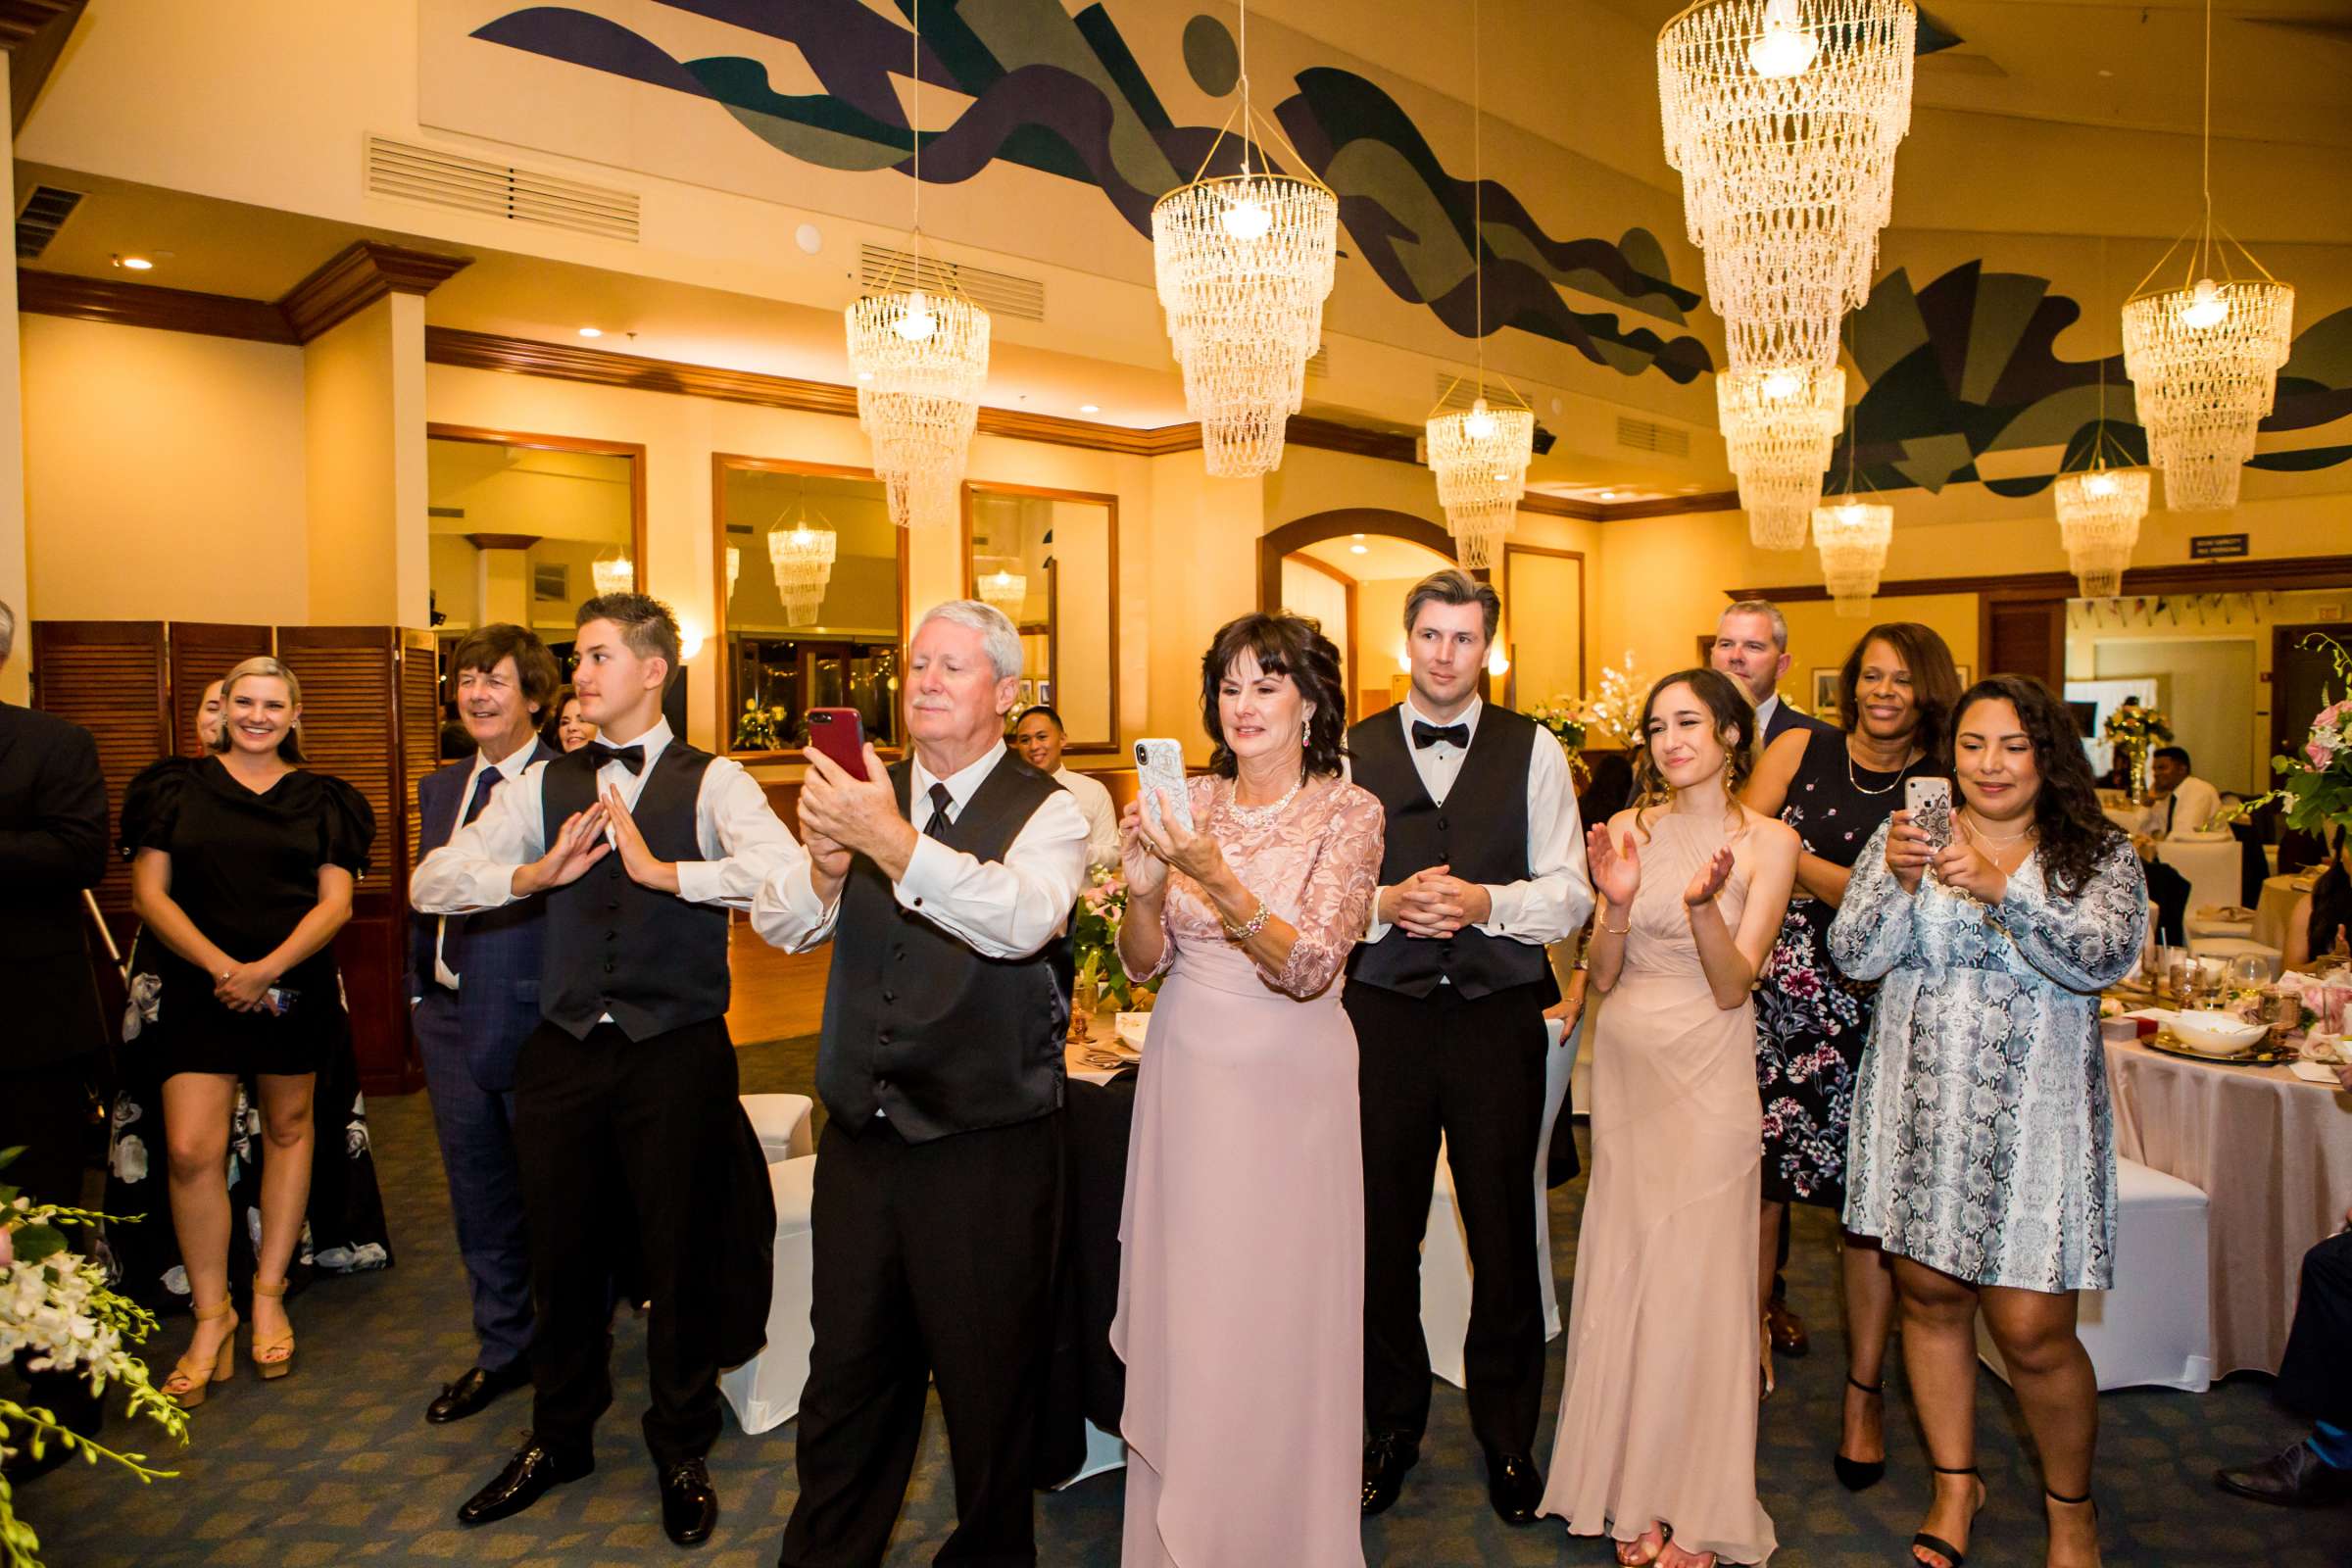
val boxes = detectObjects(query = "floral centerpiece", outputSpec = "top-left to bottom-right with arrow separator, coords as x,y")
2102,700 -> 2174,804
1071,867 -> 1161,1024
1526,652 -> 1647,785
732,698 -> 780,753
0,1149 -> 186,1568
2237,634 -> 2352,842
1525,696 -> 1595,779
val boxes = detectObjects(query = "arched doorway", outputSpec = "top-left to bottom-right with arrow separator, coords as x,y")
1260,510 -> 1468,723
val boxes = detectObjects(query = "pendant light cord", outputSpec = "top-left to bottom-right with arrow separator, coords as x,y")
1472,0 -> 1484,385
1237,0 -> 1252,176
909,0 -> 923,252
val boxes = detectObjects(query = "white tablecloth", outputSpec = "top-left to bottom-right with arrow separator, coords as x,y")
2255,872 -> 2318,956
2103,1038 -> 2352,1375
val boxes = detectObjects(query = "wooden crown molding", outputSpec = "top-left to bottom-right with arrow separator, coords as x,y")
463,532 -> 541,551
278,241 -> 473,342
0,0 -> 74,50
7,0 -> 81,133
1730,552 -> 2352,605
18,269 -> 299,344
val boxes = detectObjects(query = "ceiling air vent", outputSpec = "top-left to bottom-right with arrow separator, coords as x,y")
1616,415 -> 1690,459
365,135 -> 640,242
858,244 -> 1046,323
16,184 -> 83,261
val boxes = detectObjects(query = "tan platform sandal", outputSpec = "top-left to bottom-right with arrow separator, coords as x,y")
161,1298 -> 238,1407
250,1275 -> 296,1380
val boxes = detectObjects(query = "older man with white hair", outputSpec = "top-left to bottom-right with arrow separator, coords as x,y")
757,599 -> 1091,1566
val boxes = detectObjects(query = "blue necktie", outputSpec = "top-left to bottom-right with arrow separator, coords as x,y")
464,763 -> 503,826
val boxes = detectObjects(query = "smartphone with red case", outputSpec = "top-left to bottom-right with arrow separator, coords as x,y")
807,707 -> 868,780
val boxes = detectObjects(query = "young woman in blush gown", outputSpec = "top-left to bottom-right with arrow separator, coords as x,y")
1540,668 -> 1797,1567
1113,612 -> 1385,1568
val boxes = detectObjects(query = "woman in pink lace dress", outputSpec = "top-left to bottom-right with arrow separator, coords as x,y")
1114,612 -> 1384,1568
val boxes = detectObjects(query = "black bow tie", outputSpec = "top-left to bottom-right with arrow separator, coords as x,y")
587,741 -> 646,775
1412,720 -> 1469,751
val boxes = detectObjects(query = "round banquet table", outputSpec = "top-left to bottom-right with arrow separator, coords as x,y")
2103,1036 -> 2352,1376
2253,871 -> 2318,956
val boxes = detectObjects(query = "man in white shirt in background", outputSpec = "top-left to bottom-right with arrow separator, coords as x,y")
2139,746 -> 2229,841
1011,702 -> 1121,872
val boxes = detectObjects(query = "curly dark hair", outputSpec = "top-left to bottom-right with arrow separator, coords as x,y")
1199,612 -> 1348,780
1838,621 -> 1962,772
1951,674 -> 2126,898
2312,828 -> 2350,961
1629,667 -> 1756,829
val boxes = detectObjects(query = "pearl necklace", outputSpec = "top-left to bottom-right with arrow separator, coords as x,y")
1224,775 -> 1301,829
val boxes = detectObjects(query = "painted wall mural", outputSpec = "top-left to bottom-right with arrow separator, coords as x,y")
449,0 -> 1713,381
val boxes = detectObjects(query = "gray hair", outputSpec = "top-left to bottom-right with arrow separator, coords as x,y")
1719,599 -> 1788,652
0,599 -> 13,663
916,599 -> 1024,682
1402,568 -> 1500,644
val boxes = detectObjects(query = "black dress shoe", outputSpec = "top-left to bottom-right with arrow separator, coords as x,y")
1361,1431 -> 1418,1517
1485,1450 -> 1544,1526
2216,1443 -> 2352,1507
457,1438 -> 594,1526
659,1457 -> 719,1546
426,1362 -> 531,1425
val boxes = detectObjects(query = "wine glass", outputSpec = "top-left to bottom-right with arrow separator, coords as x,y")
2230,953 -> 2278,993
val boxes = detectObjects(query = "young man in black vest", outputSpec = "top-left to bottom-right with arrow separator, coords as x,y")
1348,569 -> 1592,1525
414,594 -> 803,1546
754,599 -> 1090,1568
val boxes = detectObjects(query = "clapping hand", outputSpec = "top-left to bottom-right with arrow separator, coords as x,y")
1118,798 -> 1169,902
1683,845 -> 1737,909
514,804 -> 610,897
1132,790 -> 1228,888
1884,808 -> 1934,893
1933,839 -> 2009,905
1587,821 -> 1641,912
602,785 -> 679,894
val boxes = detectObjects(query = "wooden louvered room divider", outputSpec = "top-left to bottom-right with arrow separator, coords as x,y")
28,620 -> 170,942
167,622 -> 273,758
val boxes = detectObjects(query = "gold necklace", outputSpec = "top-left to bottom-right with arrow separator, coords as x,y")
1959,810 -> 2035,847
1844,738 -> 1919,796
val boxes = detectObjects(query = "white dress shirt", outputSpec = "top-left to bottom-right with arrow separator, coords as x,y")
1054,764 -> 1122,871
2140,774 -> 2229,841
752,740 -> 1091,960
1752,691 -> 1783,738
411,718 -> 805,917
431,734 -> 541,989
1358,695 -> 1594,947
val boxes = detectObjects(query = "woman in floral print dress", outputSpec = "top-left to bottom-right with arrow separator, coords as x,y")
1742,624 -> 1958,1483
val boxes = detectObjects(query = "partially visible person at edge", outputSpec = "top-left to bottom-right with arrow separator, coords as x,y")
1832,674 -> 2148,1568
1011,702 -> 1121,872
548,684 -> 597,755
2284,828 -> 2351,972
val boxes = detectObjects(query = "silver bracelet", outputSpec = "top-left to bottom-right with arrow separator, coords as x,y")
1221,900 -> 1271,943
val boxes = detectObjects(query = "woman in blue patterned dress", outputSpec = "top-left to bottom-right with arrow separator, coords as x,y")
1742,624 -> 1956,1479
1831,676 -> 2145,1568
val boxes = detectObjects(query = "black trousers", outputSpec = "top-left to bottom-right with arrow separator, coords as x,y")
512,1017 -> 746,1467
0,1062 -> 104,1446
2145,857 -> 2192,946
779,1112 -> 1062,1568
2278,1230 -> 2352,1428
1347,977 -> 1552,1457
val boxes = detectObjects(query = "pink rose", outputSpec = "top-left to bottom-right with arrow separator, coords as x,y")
0,1223 -> 13,1268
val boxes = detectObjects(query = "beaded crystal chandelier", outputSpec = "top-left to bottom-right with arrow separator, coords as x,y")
725,546 -> 740,602
767,514 -> 837,627
845,0 -> 989,529
1719,364 -> 1844,549
1658,0 -> 1917,370
2055,466 -> 2151,598
977,564 -> 1029,621
1152,0 -> 1337,477
1428,393 -> 1536,570
1813,499 -> 1893,616
590,553 -> 633,598
2118,0 -> 2294,514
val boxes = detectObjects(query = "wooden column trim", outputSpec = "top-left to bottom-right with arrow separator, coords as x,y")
277,241 -> 473,342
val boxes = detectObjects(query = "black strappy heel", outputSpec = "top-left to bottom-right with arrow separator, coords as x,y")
2044,1487 -> 2099,1557
1835,1375 -> 1886,1492
1909,1464 -> 1984,1568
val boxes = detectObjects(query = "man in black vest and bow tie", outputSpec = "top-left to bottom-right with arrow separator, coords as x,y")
1348,570 -> 1592,1525
415,594 -> 803,1546
756,599 -> 1090,1568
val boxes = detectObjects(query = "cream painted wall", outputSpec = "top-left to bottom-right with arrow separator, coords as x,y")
1779,594 -> 1984,713
21,314 -> 310,626
305,294 -> 430,625
0,74 -> 24,704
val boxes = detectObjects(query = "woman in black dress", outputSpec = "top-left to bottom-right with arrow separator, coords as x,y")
1743,623 -> 1958,1481
122,657 -> 373,1406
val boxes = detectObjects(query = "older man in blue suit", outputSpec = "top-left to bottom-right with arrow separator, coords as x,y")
409,624 -> 563,1425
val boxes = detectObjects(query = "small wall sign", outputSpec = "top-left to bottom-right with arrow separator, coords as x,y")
2189,533 -> 2249,559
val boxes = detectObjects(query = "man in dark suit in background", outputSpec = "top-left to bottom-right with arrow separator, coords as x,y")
408,624 -> 562,1426
1709,596 -> 1832,1359
0,598 -> 111,1477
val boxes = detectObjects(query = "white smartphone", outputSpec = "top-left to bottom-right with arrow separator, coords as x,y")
1905,776 -> 1953,853
1133,738 -> 1193,833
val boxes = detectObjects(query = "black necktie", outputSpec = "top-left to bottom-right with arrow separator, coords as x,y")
587,741 -> 646,775
463,763 -> 502,826
2165,795 -> 2176,835
1412,720 -> 1469,751
923,782 -> 956,838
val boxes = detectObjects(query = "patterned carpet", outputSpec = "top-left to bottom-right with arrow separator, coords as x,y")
10,1034 -> 2343,1566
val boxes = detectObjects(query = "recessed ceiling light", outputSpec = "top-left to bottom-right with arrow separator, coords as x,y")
1350,531 -> 1365,540
1598,489 -> 1617,501
1079,404 -> 1100,414
116,254 -> 154,270
578,326 -> 604,338
1349,544 -> 1368,555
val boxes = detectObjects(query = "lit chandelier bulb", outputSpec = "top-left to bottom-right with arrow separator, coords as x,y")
1462,398 -> 1497,440
1760,368 -> 1802,400
894,299 -> 938,341
2083,471 -> 2119,498
2178,277 -> 2230,330
1219,196 -> 1273,241
1747,0 -> 1819,77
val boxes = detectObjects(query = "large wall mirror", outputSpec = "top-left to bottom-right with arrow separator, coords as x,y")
713,455 -> 908,759
963,482 -> 1119,753
1499,544 -> 1586,712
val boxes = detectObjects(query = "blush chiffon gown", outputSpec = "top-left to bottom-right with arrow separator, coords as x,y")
1540,808 -> 1778,1564
1114,774 -> 1385,1567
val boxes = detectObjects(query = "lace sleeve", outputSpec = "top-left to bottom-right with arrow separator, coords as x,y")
1119,892 -> 1176,985
1994,835 -> 2149,994
1264,784 -> 1385,1000
1827,817 -> 1916,982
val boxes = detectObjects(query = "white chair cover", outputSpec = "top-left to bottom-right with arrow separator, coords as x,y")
741,1093 -> 815,1162
717,1152 -> 818,1434
2158,839 -> 2242,918
1976,1157 -> 2213,1393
